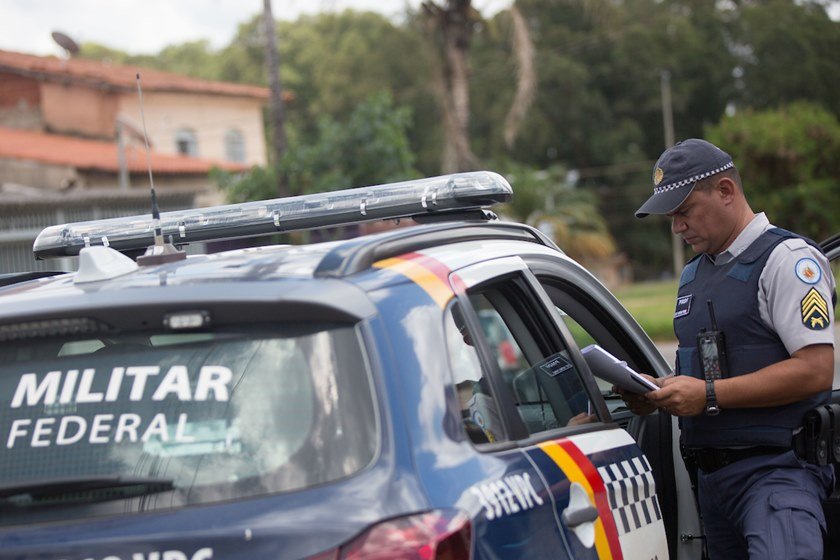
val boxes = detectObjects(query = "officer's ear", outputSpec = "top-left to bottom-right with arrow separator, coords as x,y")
716,177 -> 738,204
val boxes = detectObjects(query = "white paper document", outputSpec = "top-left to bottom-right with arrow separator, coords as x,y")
581,344 -> 659,394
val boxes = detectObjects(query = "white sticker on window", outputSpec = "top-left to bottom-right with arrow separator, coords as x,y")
5,366 -> 233,449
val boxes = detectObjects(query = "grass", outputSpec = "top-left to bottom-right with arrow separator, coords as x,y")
613,279 -> 678,341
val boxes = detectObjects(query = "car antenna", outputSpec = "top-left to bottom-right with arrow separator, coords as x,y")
134,73 -> 186,266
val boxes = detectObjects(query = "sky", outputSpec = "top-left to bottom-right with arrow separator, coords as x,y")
0,0 -> 514,57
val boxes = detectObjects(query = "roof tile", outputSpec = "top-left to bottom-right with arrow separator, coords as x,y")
0,126 -> 248,174
0,49 -> 272,100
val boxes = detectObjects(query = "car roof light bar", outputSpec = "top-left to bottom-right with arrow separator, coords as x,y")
33,171 -> 512,259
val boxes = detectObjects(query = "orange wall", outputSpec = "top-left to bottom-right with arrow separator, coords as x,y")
0,72 -> 40,108
41,82 -> 119,139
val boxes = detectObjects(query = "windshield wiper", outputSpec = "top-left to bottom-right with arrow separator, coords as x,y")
0,476 -> 175,507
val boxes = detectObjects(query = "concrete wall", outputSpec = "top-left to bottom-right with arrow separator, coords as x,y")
0,157 -> 219,194
79,170 -> 214,192
0,158 -> 77,190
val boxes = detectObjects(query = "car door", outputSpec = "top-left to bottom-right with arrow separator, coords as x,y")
449,256 -> 669,560
819,232 -> 840,558
526,254 -> 704,560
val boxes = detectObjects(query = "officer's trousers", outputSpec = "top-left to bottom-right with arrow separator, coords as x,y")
697,450 -> 834,560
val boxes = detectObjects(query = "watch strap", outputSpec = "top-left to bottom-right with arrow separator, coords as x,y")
705,379 -> 720,416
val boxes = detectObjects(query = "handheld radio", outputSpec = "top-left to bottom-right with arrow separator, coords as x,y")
697,300 -> 727,380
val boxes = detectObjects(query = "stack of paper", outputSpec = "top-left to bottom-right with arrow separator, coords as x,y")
581,344 -> 659,394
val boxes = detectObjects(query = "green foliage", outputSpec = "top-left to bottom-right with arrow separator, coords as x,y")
281,91 -> 419,193
210,165 -> 279,204
500,164 -> 617,263
215,92 -> 418,202
218,11 -> 439,172
735,1 -> 840,116
79,40 -> 222,81
706,102 -> 840,241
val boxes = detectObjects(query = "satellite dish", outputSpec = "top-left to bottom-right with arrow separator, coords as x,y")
51,31 -> 80,56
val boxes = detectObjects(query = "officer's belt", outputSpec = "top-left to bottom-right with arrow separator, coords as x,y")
686,446 -> 789,474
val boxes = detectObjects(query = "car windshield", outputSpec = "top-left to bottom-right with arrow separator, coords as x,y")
0,322 -> 377,525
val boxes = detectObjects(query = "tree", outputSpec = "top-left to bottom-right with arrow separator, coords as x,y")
79,40 -> 223,81
262,0 -> 289,196
733,0 -> 840,116
216,93 -> 418,202
706,101 -> 840,241
503,4 -> 536,151
421,0 -> 482,172
500,164 -> 617,265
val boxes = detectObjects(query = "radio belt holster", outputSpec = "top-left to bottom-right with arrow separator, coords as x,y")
794,403 -> 840,485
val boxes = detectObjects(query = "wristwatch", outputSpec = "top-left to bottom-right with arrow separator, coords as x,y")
705,379 -> 720,416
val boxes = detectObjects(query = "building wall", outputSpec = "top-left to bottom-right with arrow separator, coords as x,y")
0,157 -> 217,194
0,72 -> 42,129
80,170 -> 215,192
117,92 -> 267,166
41,82 -> 119,139
0,158 -> 77,190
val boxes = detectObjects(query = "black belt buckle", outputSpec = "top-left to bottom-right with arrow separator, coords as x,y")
693,448 -> 728,473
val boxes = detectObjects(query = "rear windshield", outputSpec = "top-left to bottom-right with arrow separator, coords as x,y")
0,323 -> 377,525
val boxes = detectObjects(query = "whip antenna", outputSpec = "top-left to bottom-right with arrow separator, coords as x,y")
135,73 -> 186,265
136,73 -> 163,247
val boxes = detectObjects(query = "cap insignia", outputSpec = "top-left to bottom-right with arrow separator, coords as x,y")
654,167 -> 664,186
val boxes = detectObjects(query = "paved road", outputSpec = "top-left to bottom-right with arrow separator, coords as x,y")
654,334 -> 840,387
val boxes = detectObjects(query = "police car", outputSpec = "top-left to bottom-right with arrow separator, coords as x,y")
0,172 -> 837,560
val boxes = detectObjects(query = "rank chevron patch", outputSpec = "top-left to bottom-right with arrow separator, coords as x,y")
801,288 -> 829,331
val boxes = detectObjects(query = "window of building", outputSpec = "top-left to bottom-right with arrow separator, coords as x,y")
175,128 -> 198,157
224,129 -> 246,163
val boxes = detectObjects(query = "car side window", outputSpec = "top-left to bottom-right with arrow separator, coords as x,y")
445,278 -> 595,443
445,303 -> 500,444
535,274 -> 668,419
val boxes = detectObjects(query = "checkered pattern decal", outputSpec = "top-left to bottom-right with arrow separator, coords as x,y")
597,455 -> 662,535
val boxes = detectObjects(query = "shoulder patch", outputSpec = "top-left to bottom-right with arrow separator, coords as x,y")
801,288 -> 829,330
795,257 -> 822,285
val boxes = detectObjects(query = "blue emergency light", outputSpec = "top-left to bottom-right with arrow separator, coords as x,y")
33,171 -> 512,259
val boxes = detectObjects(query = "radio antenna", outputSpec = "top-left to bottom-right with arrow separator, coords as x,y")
135,73 -> 186,266
706,300 -> 718,331
136,73 -> 163,247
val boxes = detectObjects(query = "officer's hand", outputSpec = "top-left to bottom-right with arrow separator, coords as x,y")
567,412 -> 597,426
612,375 -> 658,416
645,375 -> 705,416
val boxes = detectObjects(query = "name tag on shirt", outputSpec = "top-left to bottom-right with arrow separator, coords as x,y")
674,294 -> 692,319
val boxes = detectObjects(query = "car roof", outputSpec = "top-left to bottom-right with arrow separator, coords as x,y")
0,220 -> 561,321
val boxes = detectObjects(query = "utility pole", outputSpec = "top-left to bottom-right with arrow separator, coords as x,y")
660,70 -> 684,276
115,120 -> 130,190
263,0 -> 289,197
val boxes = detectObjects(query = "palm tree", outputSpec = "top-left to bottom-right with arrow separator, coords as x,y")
503,165 -> 617,266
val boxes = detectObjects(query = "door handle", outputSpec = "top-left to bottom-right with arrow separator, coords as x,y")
563,503 -> 599,527
562,482 -> 600,549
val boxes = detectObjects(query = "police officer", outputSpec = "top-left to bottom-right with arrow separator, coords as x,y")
632,139 -> 836,559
